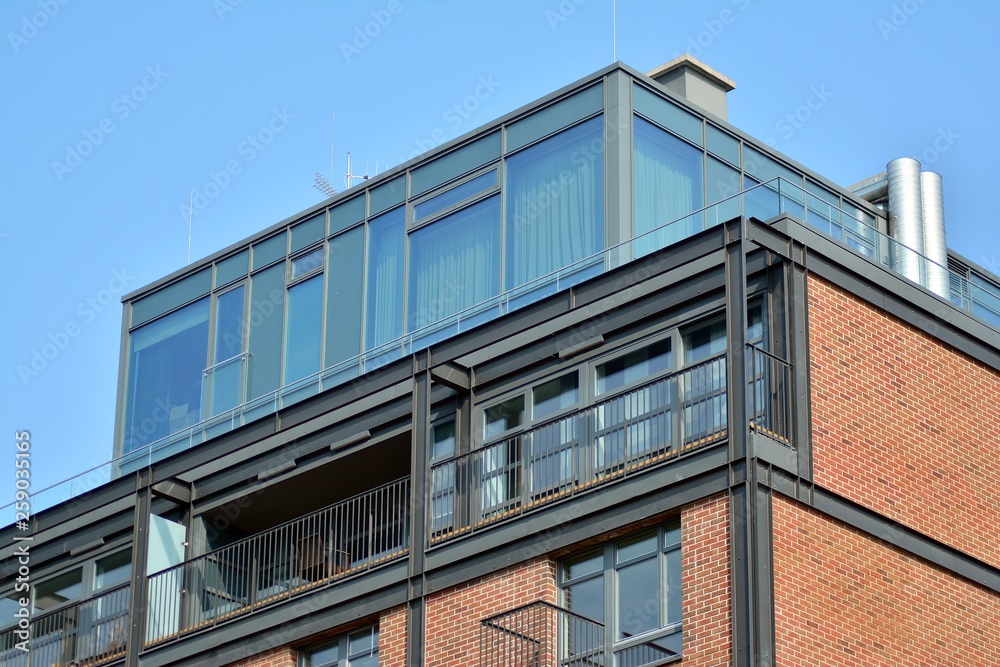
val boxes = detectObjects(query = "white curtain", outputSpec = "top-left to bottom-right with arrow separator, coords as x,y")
633,117 -> 703,257
505,117 -> 604,287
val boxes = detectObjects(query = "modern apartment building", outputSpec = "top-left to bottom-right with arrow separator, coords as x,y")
3,55 -> 999,667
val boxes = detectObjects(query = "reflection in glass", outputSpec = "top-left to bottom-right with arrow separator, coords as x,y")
506,117 -> 604,287
124,298 -> 209,453
633,116 -> 704,256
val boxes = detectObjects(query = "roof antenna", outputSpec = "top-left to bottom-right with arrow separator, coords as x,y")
345,152 -> 370,189
313,112 -> 338,198
612,0 -> 617,62
187,187 -> 194,264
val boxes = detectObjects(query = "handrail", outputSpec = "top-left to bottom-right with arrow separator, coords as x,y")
144,477 -> 409,646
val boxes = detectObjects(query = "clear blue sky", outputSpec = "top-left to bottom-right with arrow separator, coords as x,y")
3,0 -> 998,501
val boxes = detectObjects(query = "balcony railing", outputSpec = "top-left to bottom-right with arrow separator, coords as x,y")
0,583 -> 130,667
144,477 -> 409,647
747,344 -> 792,445
429,356 -> 727,545
480,601 -> 604,667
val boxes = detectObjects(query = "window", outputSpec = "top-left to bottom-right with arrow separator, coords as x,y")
123,298 -> 209,452
408,195 -> 501,335
206,284 -> 246,417
303,626 -> 379,667
290,247 -> 324,280
365,208 -> 405,351
33,569 -> 83,613
412,169 -> 497,223
284,273 -> 324,385
505,116 -> 605,288
633,116 -> 704,256
429,420 -> 457,535
560,524 -> 682,665
682,318 -> 727,443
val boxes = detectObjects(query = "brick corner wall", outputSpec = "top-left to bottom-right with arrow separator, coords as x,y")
680,493 -> 731,666
379,604 -> 408,666
227,646 -> 297,667
808,275 -> 1000,568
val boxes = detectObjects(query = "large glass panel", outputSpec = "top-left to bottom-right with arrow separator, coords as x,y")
633,116 -> 704,256
972,274 -> 1000,327
215,249 -> 249,288
505,117 -> 604,288
706,156 -> 742,227
506,84 -> 604,152
484,396 -> 524,439
365,208 -> 405,350
33,569 -> 82,612
131,267 -> 211,328
410,130 -> 501,197
565,552 -> 603,581
307,644 -> 339,667
617,533 -> 656,563
291,213 -> 325,253
326,227 -> 364,366
330,194 -> 365,235
369,175 -> 405,216
596,338 -> 672,395
413,170 -> 497,222
252,232 -> 286,271
565,576 -> 604,624
684,318 -> 726,364
683,319 -> 727,442
95,550 -> 132,590
124,298 -> 209,453
247,264 -> 285,400
290,247 -> 324,280
706,124 -> 739,165
284,274 -> 323,384
743,175 -> 778,222
408,196 -> 500,333
430,421 -> 456,534
633,84 -> 702,146
532,373 -> 579,419
617,557 -> 659,639
431,420 -> 457,461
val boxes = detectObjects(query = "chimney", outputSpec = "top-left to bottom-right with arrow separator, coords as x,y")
646,54 -> 736,120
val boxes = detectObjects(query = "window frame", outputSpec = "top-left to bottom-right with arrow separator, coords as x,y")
559,523 -> 683,665
300,624 -> 379,667
408,166 -> 500,232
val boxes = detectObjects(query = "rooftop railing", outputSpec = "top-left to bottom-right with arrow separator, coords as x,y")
144,477 -> 408,647
0,583 -> 130,667
429,355 -> 727,545
6,176 -> 993,527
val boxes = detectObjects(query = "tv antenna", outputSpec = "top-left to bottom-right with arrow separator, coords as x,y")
313,112 -> 338,198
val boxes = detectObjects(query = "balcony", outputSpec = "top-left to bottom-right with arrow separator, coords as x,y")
144,477 -> 409,647
0,584 -> 129,667
480,601 -> 604,667
429,356 -> 728,545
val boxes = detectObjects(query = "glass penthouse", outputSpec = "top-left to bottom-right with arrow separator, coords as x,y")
119,57 -> 998,464
7,55 -> 1000,667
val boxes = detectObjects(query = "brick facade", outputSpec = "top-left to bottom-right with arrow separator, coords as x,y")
379,605 -> 408,667
227,646 -> 297,667
680,493 -> 732,667
808,276 -> 1000,568
773,494 -> 1000,666
424,556 -> 558,667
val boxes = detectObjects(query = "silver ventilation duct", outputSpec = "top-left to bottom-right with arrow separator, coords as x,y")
920,171 -> 950,299
886,157 -> 925,285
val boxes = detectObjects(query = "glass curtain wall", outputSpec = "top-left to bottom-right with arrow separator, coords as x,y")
505,116 -> 605,288
633,116 -> 704,257
365,208 -> 405,351
123,298 -> 209,453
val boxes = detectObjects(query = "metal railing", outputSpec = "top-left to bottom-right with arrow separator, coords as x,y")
144,477 -> 409,646
747,344 -> 792,445
430,356 -> 727,545
480,601 -> 604,667
0,583 -> 130,667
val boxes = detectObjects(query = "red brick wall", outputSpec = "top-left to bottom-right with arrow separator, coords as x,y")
379,605 -> 408,667
681,493 -> 731,667
808,276 -> 1000,568
227,646 -> 297,667
773,494 -> 1000,666
425,557 -> 558,667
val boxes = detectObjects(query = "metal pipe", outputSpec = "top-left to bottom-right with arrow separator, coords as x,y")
886,157 -> 925,284
920,171 -> 950,298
